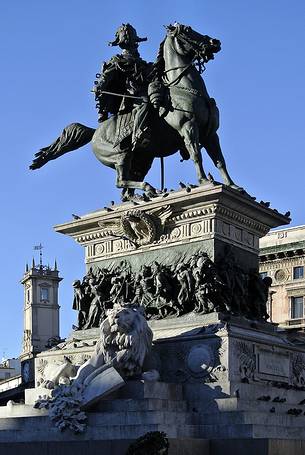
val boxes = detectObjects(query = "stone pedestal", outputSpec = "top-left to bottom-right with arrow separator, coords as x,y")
54,184 -> 289,272
2,185 -> 302,454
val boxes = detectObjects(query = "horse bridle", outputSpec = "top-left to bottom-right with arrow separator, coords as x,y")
162,28 -> 212,87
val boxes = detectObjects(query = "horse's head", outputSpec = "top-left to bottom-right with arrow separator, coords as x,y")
165,23 -> 221,63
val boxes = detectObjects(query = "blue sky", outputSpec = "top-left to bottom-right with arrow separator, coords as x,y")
0,0 -> 304,357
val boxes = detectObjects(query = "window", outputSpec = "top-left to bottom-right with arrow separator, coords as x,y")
291,296 -> 304,319
293,266 -> 304,280
4,373 -> 10,379
40,287 -> 49,301
260,272 -> 268,279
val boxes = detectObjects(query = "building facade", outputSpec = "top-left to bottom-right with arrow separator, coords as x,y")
259,225 -> 305,326
0,358 -> 20,382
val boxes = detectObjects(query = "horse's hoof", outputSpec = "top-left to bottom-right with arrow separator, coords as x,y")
143,182 -> 154,191
199,178 -> 211,186
143,182 -> 158,198
228,183 -> 244,192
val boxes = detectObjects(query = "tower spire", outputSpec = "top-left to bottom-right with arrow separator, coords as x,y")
33,243 -> 44,268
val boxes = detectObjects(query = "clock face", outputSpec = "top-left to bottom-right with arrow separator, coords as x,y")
22,361 -> 30,382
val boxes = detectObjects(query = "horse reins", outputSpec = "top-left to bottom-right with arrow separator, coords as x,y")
161,32 -> 211,87
94,90 -> 148,102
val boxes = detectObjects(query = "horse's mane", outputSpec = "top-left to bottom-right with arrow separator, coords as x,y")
154,38 -> 166,77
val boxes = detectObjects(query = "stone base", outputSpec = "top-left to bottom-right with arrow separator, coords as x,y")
29,313 -> 305,442
3,358 -> 305,452
0,313 -> 305,448
0,439 -> 209,455
0,438 -> 305,455
149,312 -> 301,387
211,440 -> 305,455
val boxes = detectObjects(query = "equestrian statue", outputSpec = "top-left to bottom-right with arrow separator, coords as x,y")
30,23 -> 241,200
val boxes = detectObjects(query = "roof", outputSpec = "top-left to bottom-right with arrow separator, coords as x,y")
260,225 -> 305,251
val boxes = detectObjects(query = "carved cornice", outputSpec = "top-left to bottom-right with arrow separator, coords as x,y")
172,204 -> 269,236
75,203 -> 269,247
260,249 -> 305,263
214,205 -> 270,235
55,186 -> 289,249
260,256 -> 305,270
171,204 -> 216,221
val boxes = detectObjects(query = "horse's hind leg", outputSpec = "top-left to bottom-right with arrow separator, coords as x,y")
180,121 -> 209,185
203,132 -> 241,189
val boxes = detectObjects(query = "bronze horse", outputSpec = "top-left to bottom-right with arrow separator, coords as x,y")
30,23 -> 240,198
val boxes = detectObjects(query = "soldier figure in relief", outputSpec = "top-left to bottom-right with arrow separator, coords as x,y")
72,280 -> 88,330
175,263 -> 193,311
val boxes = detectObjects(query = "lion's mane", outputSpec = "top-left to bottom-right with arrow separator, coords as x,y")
95,304 -> 153,378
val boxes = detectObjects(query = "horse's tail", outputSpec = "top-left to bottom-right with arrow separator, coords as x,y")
30,122 -> 96,170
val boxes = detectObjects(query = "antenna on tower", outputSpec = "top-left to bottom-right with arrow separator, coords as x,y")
33,243 -> 44,268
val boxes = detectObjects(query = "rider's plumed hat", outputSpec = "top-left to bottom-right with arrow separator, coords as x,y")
109,23 -> 147,49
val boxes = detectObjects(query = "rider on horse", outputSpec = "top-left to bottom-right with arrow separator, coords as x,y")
30,23 -> 241,197
93,24 -> 158,149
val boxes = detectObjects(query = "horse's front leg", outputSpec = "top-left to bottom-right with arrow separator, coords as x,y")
180,120 -> 209,185
203,132 -> 242,190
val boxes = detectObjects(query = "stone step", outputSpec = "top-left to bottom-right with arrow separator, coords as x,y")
196,410 -> 305,426
214,397 -> 305,415
185,380 -> 305,408
0,438 -> 210,455
0,404 -> 47,418
0,398 -> 188,419
228,381 -> 305,405
0,423 -> 197,442
0,410 -> 191,431
2,417 -> 304,443
87,410 -> 190,426
96,397 -> 188,412
195,423 -> 305,440
115,381 -> 183,400
25,381 -> 184,406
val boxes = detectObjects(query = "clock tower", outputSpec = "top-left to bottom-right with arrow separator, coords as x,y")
19,258 -> 62,384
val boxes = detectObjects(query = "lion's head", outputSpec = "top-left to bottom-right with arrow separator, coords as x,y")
97,304 -> 153,378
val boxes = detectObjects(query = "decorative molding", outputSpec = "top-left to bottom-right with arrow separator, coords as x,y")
171,205 -> 216,221
215,205 -> 270,236
22,329 -> 32,353
155,339 -> 224,383
235,340 -> 256,381
274,269 -> 289,283
97,206 -> 173,247
83,222 -> 260,261
260,256 -> 305,269
291,353 -> 305,387
74,202 -> 269,263
260,251 -> 305,263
